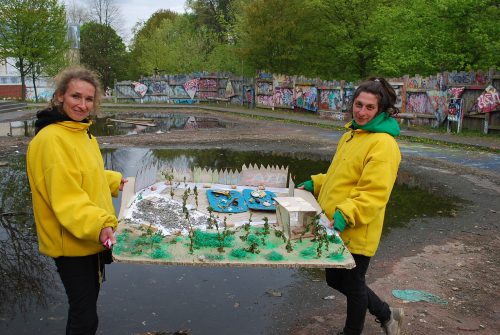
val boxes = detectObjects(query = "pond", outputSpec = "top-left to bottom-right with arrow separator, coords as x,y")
0,113 -> 226,137
0,148 -> 460,335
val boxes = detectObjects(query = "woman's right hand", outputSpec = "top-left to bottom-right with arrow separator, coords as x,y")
99,226 -> 116,248
119,178 -> 128,191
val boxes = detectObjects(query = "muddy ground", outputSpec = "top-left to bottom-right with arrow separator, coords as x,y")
1,108 -> 499,335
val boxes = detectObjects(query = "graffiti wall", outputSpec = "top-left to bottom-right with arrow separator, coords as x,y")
426,91 -> 448,123
406,74 -> 446,91
115,74 -> 249,104
25,87 -> 54,102
294,86 -> 317,112
112,70 -> 497,117
343,87 -> 354,112
319,89 -> 343,111
256,95 -> 273,107
406,92 -> 432,114
256,81 -> 273,95
447,71 -> 491,87
273,87 -> 293,108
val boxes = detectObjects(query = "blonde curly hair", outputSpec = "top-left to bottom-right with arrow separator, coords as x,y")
49,66 -> 103,115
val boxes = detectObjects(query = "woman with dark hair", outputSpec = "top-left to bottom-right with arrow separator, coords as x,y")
27,66 -> 127,334
299,78 -> 404,335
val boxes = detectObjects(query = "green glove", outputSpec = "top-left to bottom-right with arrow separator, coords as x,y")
333,210 -> 347,232
297,180 -> 314,193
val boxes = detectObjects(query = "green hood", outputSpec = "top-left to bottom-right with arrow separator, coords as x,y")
350,112 -> 400,137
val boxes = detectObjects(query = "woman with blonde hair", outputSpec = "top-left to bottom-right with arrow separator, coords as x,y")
27,66 -> 126,334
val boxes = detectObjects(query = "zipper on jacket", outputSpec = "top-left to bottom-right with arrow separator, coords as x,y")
87,128 -> 91,139
346,130 -> 355,142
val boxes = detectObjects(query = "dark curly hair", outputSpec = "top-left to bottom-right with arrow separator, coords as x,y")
350,77 -> 399,116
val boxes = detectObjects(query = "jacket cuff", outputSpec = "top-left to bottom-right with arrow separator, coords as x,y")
333,210 -> 347,232
297,180 -> 314,193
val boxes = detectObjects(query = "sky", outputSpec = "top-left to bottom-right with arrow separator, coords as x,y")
71,0 -> 187,44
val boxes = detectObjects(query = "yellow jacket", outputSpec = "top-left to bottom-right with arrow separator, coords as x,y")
312,113 -> 401,256
27,120 -> 122,258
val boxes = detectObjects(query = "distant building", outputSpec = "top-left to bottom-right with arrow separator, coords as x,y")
0,59 -> 22,99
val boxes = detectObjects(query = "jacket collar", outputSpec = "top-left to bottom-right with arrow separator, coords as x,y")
344,112 -> 400,137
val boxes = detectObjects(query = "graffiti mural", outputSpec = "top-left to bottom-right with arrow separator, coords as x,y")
256,81 -> 273,95
169,75 -> 190,86
427,91 -> 448,123
477,85 -> 500,113
294,86 -> 317,112
25,87 -> 54,102
273,75 -> 294,89
152,81 -> 169,94
406,92 -> 431,114
225,80 -> 235,97
447,98 -> 463,122
319,89 -> 343,111
183,79 -> 199,99
407,74 -> 446,90
391,84 -> 404,109
447,71 -> 490,86
343,88 -> 354,112
142,95 -> 170,103
197,91 -> 218,99
198,79 -> 217,91
273,87 -> 293,108
173,86 -> 189,98
257,95 -> 273,107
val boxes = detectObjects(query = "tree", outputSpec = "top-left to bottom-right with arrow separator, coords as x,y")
312,0 -> 393,80
372,0 -> 499,76
87,0 -> 121,27
0,0 -> 68,100
236,0 -> 318,76
131,9 -> 179,44
186,0 -> 238,43
86,0 -> 125,38
128,9 -> 180,78
80,22 -> 127,88
66,0 -> 90,25
131,16 -> 209,75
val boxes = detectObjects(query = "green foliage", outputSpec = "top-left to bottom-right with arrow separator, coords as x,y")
193,229 -> 234,248
300,246 -> 316,259
187,0 -> 238,43
80,22 -> 128,88
372,0 -> 499,76
265,251 -> 284,261
236,0 -> 318,76
0,0 -> 68,100
204,253 -> 225,261
328,252 -> 345,261
124,0 -> 497,85
151,247 -> 170,259
229,248 -> 248,259
130,15 -> 212,76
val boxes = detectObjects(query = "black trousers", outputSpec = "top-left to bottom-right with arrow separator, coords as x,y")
54,252 -> 105,335
325,254 -> 390,335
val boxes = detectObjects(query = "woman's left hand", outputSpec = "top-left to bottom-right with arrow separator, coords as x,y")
119,178 -> 128,191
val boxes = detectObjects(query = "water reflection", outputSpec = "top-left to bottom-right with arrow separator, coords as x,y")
102,147 -> 332,191
93,113 -> 225,136
0,154 -> 56,318
0,113 -> 225,138
0,120 -> 35,137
